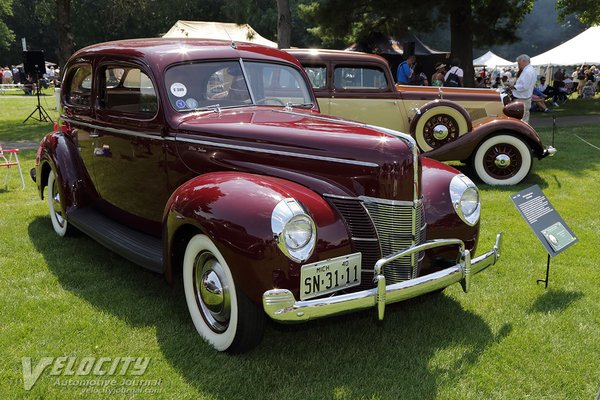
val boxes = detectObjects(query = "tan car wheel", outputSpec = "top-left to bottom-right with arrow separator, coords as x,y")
473,135 -> 532,185
414,106 -> 469,152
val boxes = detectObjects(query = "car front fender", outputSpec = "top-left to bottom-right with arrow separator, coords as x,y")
423,117 -> 547,161
163,171 -> 352,304
420,158 -> 479,274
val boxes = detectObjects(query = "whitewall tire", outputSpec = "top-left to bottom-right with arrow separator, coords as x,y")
414,105 -> 469,152
183,234 -> 264,353
473,134 -> 532,185
47,170 -> 69,237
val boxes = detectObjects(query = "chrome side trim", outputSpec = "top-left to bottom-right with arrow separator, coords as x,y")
64,117 -> 379,167
263,232 -> 503,323
175,137 -> 379,168
61,118 -> 162,141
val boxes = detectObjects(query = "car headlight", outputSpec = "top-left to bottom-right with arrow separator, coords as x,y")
271,198 -> 316,263
449,174 -> 480,226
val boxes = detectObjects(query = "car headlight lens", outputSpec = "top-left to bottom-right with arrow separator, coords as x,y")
449,175 -> 480,226
271,198 -> 316,262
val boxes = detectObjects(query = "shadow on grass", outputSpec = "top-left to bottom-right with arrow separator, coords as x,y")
528,289 -> 584,314
29,217 -> 511,399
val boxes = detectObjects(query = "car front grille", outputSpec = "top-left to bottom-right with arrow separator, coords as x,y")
325,195 -> 426,289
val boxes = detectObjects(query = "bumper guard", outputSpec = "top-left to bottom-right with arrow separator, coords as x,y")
263,232 -> 503,322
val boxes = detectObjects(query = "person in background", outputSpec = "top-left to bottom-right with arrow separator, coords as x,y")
431,63 -> 446,86
536,77 -> 559,107
443,58 -> 464,87
2,67 -> 13,84
581,79 -> 596,99
396,55 -> 415,84
408,62 -> 429,86
509,54 -> 537,123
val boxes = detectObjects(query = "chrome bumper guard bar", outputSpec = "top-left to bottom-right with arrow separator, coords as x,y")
263,232 -> 503,322
543,146 -> 557,158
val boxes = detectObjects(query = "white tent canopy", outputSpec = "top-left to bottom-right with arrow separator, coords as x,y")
473,51 -> 515,68
163,21 -> 277,48
530,26 -> 600,66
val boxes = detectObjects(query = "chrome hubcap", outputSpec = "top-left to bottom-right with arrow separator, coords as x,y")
51,181 -> 65,226
432,124 -> 449,141
494,154 -> 511,169
193,252 -> 230,333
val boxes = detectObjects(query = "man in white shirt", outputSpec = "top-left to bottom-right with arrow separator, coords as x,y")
510,54 -> 537,123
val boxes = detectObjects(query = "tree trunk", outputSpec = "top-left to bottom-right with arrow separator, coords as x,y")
449,0 -> 474,87
56,0 -> 74,68
277,0 -> 292,49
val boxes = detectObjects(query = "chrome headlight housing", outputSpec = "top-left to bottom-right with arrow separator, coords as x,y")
449,174 -> 480,226
271,198 -> 316,263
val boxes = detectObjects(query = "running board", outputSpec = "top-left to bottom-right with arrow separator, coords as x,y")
68,207 -> 163,273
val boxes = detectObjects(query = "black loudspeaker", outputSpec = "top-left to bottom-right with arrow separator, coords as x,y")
402,42 -> 415,57
23,50 -> 46,76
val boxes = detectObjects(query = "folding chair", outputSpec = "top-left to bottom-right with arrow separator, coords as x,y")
0,144 -> 25,190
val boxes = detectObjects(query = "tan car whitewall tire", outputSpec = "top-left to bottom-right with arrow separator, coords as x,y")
414,106 -> 469,152
473,134 -> 532,185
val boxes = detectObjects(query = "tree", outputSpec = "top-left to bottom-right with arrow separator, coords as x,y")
556,0 -> 600,25
56,0 -> 72,67
300,0 -> 534,86
277,0 -> 291,48
0,0 -> 15,50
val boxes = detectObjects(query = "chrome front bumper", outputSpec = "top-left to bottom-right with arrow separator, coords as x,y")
263,233 -> 503,322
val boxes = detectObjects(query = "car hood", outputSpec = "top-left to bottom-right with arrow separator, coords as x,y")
172,107 -> 420,201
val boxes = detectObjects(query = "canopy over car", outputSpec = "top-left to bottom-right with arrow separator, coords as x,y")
162,20 -> 278,48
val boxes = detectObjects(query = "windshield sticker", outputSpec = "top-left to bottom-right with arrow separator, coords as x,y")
185,98 -> 199,109
170,82 -> 187,97
175,99 -> 186,109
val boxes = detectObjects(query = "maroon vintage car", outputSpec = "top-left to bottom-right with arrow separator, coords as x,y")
287,49 -> 556,186
31,39 -> 502,353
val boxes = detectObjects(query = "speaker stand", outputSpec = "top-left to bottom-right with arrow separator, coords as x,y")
23,80 -> 54,124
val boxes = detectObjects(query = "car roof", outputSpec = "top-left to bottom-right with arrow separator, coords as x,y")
70,38 -> 303,68
285,48 -> 389,65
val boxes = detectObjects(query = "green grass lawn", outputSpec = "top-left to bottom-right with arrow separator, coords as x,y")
532,93 -> 600,118
0,101 -> 599,399
0,90 -> 59,143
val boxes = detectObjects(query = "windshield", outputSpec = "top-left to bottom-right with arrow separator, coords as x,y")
164,60 -> 313,112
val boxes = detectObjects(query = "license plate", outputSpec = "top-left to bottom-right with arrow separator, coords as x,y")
300,253 -> 361,300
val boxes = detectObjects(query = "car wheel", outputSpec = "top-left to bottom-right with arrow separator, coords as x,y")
47,170 -> 70,236
472,134 -> 532,185
413,105 -> 470,152
183,234 -> 265,353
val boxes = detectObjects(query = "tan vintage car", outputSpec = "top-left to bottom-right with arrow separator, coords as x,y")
287,49 -> 556,185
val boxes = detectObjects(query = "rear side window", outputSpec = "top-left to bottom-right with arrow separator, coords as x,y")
303,65 -> 327,89
334,66 -> 387,90
65,65 -> 92,107
100,66 -> 158,116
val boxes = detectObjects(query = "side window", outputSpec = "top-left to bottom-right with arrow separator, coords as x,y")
303,66 -> 327,89
65,65 -> 92,107
100,66 -> 158,116
333,66 -> 387,90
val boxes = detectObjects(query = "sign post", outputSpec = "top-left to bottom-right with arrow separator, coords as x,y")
510,185 -> 577,288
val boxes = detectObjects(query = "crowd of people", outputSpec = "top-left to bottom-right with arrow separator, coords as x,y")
396,55 -> 598,121
1,64 -> 61,95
